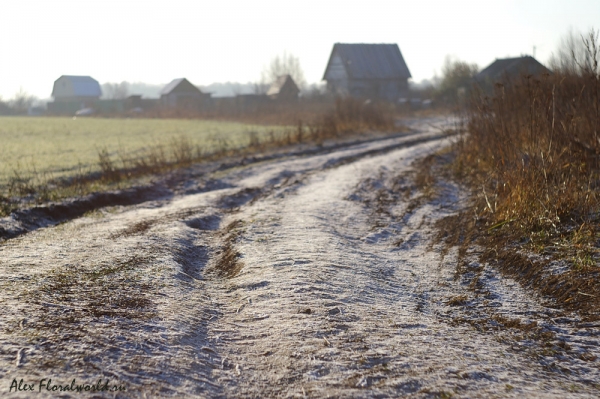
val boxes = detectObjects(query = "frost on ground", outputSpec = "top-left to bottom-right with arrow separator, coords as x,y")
0,117 -> 598,398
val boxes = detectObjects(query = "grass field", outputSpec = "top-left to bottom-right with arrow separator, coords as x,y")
0,117 -> 284,186
0,99 -> 396,216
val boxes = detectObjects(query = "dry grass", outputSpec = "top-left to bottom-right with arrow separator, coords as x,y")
441,31 -> 600,315
457,74 -> 600,235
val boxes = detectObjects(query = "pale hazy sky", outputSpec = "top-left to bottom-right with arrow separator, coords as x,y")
0,0 -> 598,99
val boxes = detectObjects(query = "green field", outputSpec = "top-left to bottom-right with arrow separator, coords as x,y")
0,117 -> 283,186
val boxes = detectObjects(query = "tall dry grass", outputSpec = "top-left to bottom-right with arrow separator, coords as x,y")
434,31 -> 600,313
458,31 -> 599,235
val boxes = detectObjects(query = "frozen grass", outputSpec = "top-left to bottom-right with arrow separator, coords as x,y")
0,116 -> 283,186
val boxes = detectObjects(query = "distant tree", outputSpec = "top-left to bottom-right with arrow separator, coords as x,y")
548,28 -> 599,75
257,52 -> 306,93
102,81 -> 129,99
9,88 -> 37,114
436,56 -> 479,103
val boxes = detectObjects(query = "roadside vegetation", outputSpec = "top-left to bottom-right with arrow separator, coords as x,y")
436,29 -> 600,315
0,97 -> 396,217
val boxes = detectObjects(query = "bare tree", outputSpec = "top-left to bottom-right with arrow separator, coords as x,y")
9,88 -> 38,114
257,52 -> 306,93
102,81 -> 130,100
436,56 -> 479,102
548,28 -> 599,75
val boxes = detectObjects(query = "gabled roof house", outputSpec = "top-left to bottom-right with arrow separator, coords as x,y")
160,78 -> 210,108
476,56 -> 550,83
266,75 -> 300,101
323,43 -> 411,101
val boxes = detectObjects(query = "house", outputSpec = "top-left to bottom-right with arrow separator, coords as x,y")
160,78 -> 210,108
266,75 -> 300,101
48,75 -> 102,114
322,43 -> 411,101
476,56 -> 550,84
51,75 -> 102,102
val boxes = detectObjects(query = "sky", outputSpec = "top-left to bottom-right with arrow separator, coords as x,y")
0,0 -> 599,100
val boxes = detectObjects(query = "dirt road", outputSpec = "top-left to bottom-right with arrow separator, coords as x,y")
1,118 -> 598,398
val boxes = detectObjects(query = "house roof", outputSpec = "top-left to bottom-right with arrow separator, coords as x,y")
476,56 -> 550,81
323,43 -> 412,80
52,75 -> 102,97
160,78 -> 202,95
266,75 -> 299,96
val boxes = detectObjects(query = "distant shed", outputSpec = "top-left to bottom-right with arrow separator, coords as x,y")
266,75 -> 300,101
160,78 -> 211,108
323,43 -> 411,101
476,56 -> 550,83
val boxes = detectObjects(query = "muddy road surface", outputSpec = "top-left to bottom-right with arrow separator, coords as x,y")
1,118 -> 599,398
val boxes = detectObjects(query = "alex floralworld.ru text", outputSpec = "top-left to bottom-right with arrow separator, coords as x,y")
9,378 -> 126,393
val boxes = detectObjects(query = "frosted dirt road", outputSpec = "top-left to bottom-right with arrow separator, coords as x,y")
1,118 -> 599,398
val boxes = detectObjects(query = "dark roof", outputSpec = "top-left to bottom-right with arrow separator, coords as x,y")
266,75 -> 299,96
323,43 -> 411,80
476,56 -> 550,81
160,78 -> 202,95
52,75 -> 101,97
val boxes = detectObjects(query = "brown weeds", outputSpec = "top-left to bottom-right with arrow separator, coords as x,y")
447,30 -> 600,315
458,31 -> 600,234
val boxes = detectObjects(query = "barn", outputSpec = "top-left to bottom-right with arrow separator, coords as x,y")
266,75 -> 300,101
322,43 -> 411,101
160,78 -> 211,109
48,75 -> 102,114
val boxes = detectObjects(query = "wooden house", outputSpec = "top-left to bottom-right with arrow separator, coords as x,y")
266,75 -> 300,101
322,43 -> 411,101
160,78 -> 210,108
476,56 -> 550,84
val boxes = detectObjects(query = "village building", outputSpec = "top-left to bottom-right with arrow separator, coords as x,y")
48,75 -> 102,114
322,43 -> 411,101
476,56 -> 551,84
266,75 -> 300,101
160,78 -> 210,109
